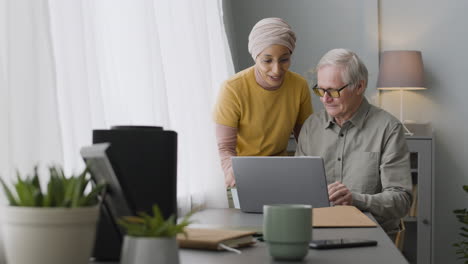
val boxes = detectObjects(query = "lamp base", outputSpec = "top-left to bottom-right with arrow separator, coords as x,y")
402,124 -> 414,136
402,122 -> 432,137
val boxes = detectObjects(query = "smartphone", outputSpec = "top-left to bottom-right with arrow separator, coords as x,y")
309,238 -> 377,249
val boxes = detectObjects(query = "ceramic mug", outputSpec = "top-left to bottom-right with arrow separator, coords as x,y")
263,204 -> 312,261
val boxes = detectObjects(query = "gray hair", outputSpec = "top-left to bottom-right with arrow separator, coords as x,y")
316,49 -> 368,90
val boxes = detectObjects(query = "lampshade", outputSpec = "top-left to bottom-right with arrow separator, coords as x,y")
377,50 -> 426,90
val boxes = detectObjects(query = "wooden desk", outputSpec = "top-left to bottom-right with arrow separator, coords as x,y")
92,208 -> 408,264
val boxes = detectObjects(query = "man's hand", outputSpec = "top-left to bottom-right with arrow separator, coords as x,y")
225,168 -> 236,187
328,181 -> 352,205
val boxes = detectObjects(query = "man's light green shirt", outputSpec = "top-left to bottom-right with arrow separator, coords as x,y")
296,98 -> 412,233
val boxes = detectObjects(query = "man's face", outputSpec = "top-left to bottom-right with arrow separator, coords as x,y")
317,65 -> 364,122
255,44 -> 291,87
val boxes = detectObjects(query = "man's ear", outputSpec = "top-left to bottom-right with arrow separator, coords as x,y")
355,80 -> 366,95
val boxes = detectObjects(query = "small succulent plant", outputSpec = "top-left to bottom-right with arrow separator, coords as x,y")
0,165 -> 106,208
453,185 -> 468,263
118,205 -> 195,238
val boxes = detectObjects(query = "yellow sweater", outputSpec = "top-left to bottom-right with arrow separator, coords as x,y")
214,66 -> 313,156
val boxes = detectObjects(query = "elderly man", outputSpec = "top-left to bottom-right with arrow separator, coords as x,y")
296,48 -> 412,234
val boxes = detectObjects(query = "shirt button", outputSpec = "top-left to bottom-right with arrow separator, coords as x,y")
338,157 -> 341,161
340,133 -> 344,137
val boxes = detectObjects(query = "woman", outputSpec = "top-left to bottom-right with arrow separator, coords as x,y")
214,17 -> 313,187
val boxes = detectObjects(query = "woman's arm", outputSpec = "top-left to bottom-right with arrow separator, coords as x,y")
215,123 -> 238,187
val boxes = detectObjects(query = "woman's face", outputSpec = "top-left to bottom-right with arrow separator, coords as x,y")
255,45 -> 291,87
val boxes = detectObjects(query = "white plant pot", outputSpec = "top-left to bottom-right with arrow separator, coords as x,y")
0,206 -> 100,264
120,236 -> 180,264
0,215 -> 5,264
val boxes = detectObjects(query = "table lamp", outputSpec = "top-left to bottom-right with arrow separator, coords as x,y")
377,50 -> 426,136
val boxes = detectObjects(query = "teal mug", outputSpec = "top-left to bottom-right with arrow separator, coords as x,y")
263,204 -> 312,261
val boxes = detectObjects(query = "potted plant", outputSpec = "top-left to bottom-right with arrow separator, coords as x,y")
0,227 -> 4,264
453,185 -> 468,263
0,165 -> 105,264
118,205 -> 193,264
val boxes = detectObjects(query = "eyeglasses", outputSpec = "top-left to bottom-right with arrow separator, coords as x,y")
312,83 -> 349,98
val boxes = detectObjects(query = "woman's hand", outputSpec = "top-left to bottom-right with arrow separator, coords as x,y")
225,167 -> 236,187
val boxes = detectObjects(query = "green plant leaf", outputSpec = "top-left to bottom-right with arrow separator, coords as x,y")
117,205 -> 197,238
15,176 -> 37,206
63,177 -> 76,207
0,178 -> 18,206
46,177 -> 56,207
77,183 -> 106,207
33,189 -> 43,207
152,205 -> 165,224
0,165 -> 105,208
71,177 -> 83,208
31,165 -> 41,190
453,185 -> 468,261
48,166 -> 66,206
42,193 -> 51,207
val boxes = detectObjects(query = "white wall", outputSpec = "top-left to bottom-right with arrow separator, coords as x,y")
223,0 -> 468,263
222,0 -> 379,112
379,1 -> 468,263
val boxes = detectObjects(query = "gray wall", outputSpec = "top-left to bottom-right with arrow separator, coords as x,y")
223,0 -> 468,263
379,1 -> 468,263
222,0 -> 379,112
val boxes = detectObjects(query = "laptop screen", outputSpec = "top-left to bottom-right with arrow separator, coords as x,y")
232,156 -> 330,213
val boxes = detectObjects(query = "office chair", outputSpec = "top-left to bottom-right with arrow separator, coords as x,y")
394,219 -> 406,252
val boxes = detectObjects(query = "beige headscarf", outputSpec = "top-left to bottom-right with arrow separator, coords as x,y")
248,17 -> 296,61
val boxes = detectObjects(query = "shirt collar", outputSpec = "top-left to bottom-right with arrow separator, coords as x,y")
323,113 -> 334,129
348,97 -> 370,130
322,97 -> 370,130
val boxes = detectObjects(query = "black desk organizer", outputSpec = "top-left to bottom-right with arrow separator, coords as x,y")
91,126 -> 177,261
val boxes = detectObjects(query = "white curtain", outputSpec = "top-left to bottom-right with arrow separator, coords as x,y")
0,0 -> 233,210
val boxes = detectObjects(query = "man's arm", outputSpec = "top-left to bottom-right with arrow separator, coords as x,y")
295,117 -> 311,156
352,123 -> 413,220
293,123 -> 302,142
294,81 -> 313,142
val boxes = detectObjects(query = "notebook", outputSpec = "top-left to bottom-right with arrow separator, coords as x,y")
177,228 -> 256,251
232,156 -> 330,213
313,206 -> 377,227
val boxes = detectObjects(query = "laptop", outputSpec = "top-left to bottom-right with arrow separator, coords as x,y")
232,156 -> 330,213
